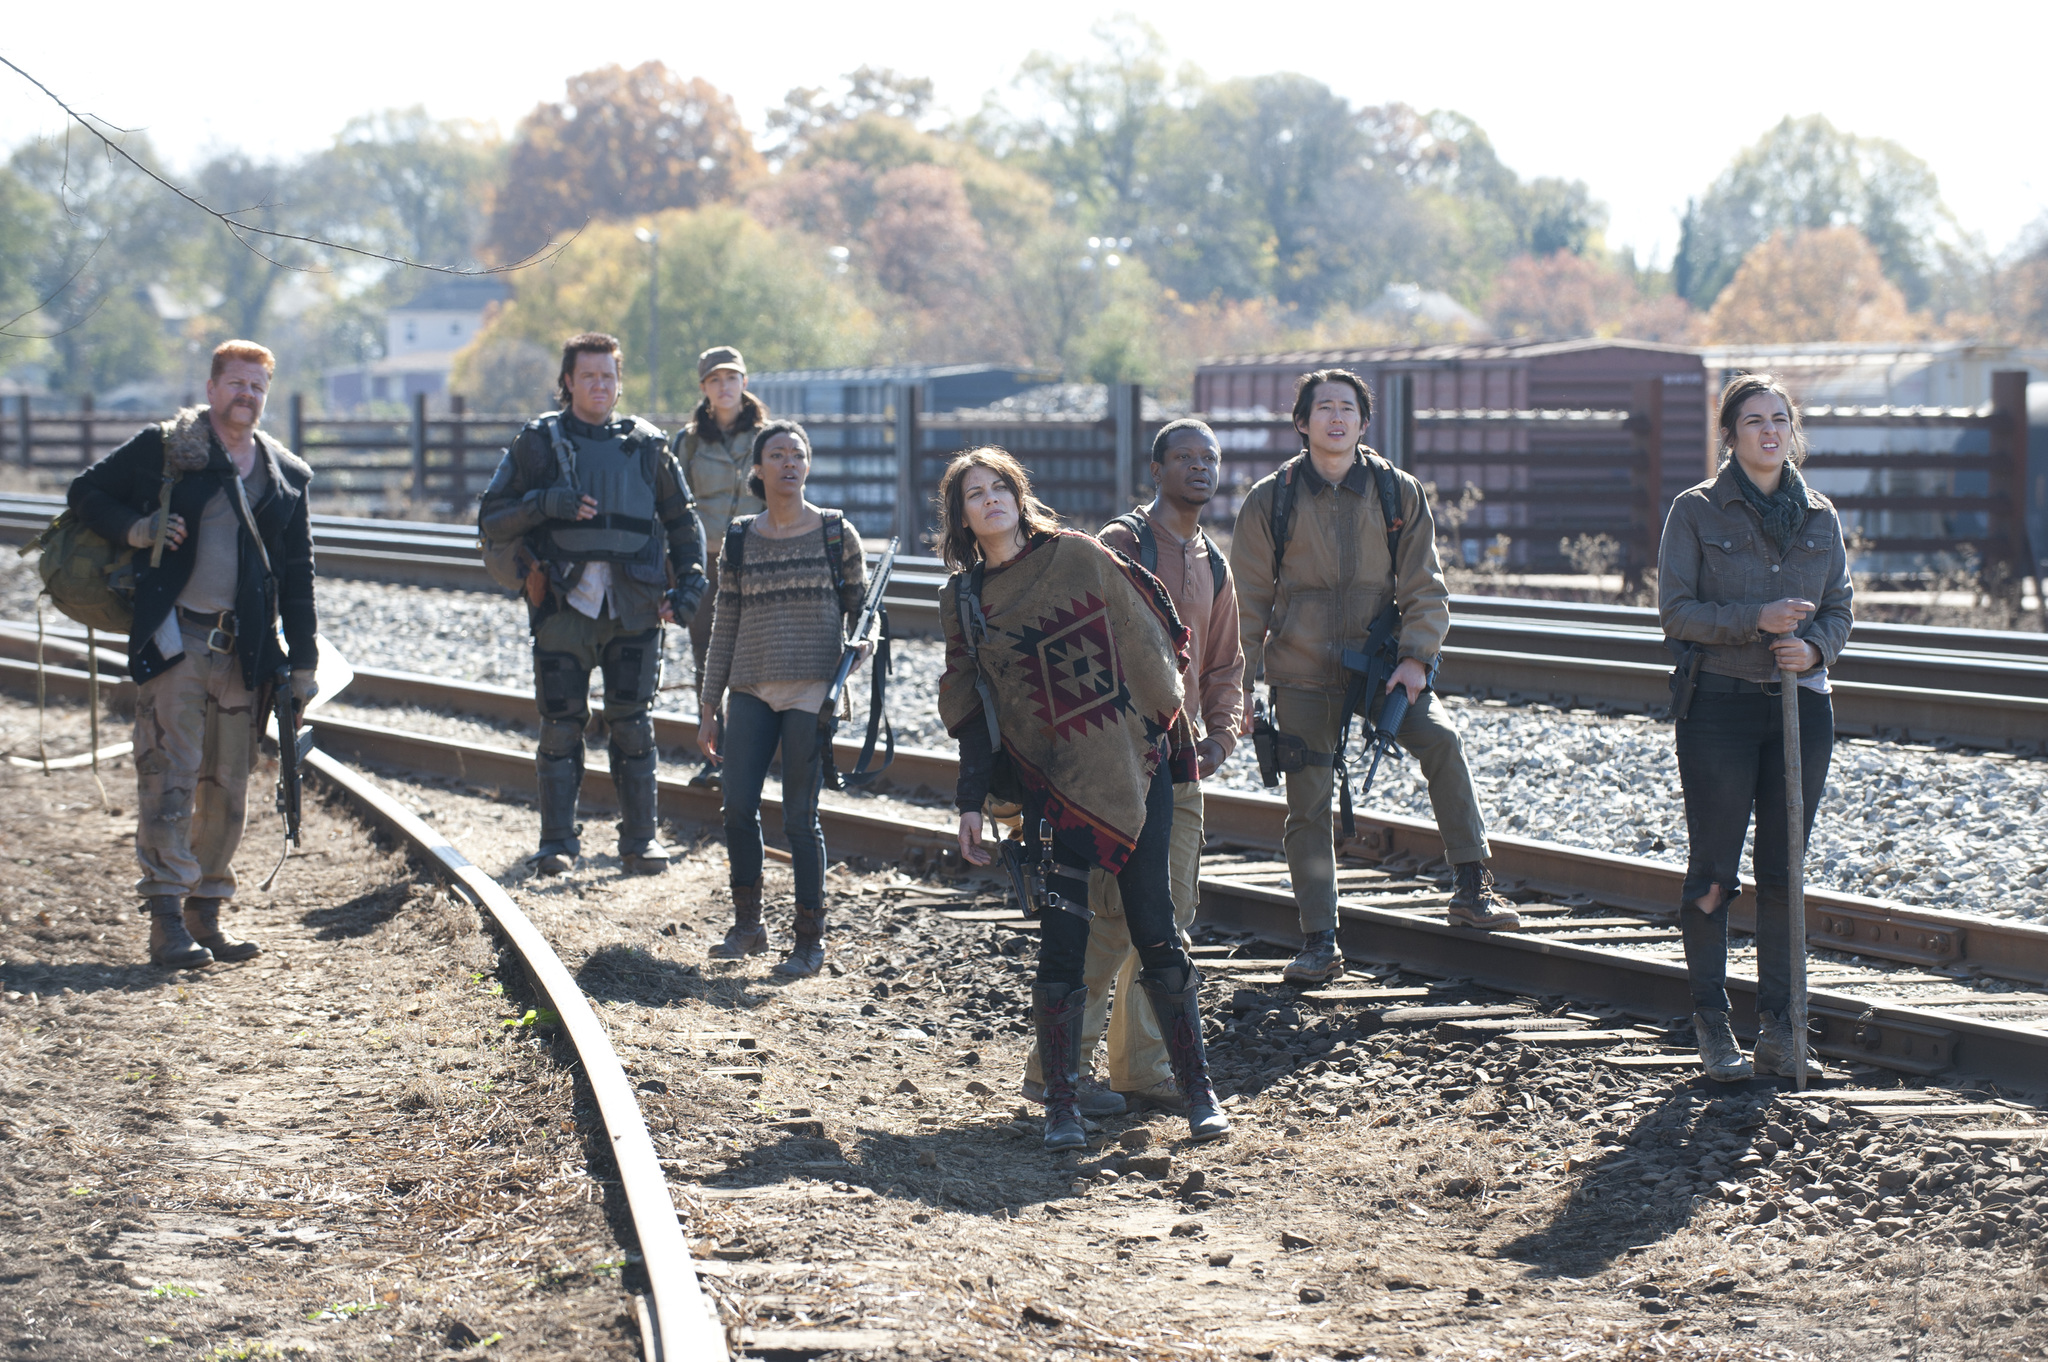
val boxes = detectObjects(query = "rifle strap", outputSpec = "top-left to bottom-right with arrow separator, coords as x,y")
960,561 -> 1002,751
1112,508 -> 1226,598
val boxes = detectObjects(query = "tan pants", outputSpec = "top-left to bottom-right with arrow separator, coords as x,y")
1276,684 -> 1490,933
133,624 -> 259,900
1024,782 -> 1204,1093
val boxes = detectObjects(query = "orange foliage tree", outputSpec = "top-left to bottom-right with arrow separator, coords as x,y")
1705,227 -> 1920,343
486,63 -> 763,263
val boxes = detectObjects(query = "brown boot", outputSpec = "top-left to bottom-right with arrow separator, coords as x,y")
183,899 -> 260,962
709,883 -> 769,958
1448,862 -> 1523,930
147,896 -> 212,969
772,903 -> 826,978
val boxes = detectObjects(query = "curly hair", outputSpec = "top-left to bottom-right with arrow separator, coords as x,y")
933,447 -> 1062,571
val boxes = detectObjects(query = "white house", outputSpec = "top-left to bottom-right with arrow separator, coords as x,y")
325,277 -> 509,410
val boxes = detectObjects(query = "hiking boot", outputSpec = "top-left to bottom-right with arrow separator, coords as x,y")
1117,1077 -> 1188,1114
620,840 -> 673,875
772,904 -> 827,978
709,883 -> 769,959
1032,982 -> 1091,1151
1693,1009 -> 1753,1082
1753,1010 -> 1824,1079
1023,1075 -> 1127,1117
1448,863 -> 1523,930
146,895 -> 211,969
1281,930 -> 1344,985
182,898 -> 259,962
530,847 -> 577,876
1138,963 -> 1230,1142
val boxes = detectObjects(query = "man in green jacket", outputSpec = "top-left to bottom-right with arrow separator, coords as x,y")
1231,368 -> 1522,986
671,346 -> 767,751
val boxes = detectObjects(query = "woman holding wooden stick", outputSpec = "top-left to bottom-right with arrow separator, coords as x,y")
1658,373 -> 1853,1082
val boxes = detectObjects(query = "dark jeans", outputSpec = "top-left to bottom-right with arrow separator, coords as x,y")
1674,686 -> 1833,1015
1031,762 -> 1189,987
721,691 -> 826,908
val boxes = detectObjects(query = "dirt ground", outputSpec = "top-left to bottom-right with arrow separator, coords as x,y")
8,686 -> 2048,1361
0,695 -> 642,1361
312,739 -> 2046,1359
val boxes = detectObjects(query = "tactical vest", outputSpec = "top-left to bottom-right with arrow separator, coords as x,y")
529,419 -> 665,581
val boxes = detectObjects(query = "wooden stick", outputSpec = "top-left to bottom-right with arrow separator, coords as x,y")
1781,664 -> 1808,1093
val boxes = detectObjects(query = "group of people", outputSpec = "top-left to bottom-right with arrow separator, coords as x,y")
72,333 -> 1848,1146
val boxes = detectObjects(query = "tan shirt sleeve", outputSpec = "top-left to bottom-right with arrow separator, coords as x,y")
1198,553 -> 1245,757
1392,474 -> 1451,664
1229,479 -> 1278,693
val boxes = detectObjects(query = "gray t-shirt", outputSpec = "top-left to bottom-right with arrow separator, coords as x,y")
175,459 -> 271,615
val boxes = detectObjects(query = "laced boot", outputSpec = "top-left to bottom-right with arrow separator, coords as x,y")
146,895 -> 212,968
612,743 -> 671,874
532,751 -> 583,876
1031,982 -> 1090,1152
1448,862 -> 1523,930
182,898 -> 259,962
1753,1011 -> 1824,1079
1137,963 -> 1230,1142
1693,1009 -> 1754,1082
1281,929 -> 1343,985
772,903 -> 827,978
709,883 -> 769,958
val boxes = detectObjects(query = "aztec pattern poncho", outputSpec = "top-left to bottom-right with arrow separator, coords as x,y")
940,530 -> 1190,874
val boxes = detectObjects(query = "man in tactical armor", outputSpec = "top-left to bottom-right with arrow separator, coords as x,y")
480,333 -> 708,875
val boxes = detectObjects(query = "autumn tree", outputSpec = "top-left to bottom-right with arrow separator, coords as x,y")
486,64 -> 762,264
1675,115 -> 1964,311
765,66 -> 935,163
1704,226 -> 1919,343
1486,251 -> 1631,338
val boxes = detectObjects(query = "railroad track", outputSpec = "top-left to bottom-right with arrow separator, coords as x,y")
8,491 -> 2045,752
9,645 -> 2046,1101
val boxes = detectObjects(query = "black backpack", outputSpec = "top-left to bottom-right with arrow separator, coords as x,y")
1106,510 -> 1228,599
1268,449 -> 1405,579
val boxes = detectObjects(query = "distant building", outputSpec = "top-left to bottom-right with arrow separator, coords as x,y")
325,277 -> 510,411
748,363 -> 1058,418
1698,342 -> 2048,409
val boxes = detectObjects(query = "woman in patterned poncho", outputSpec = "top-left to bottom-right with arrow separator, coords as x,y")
936,447 -> 1230,1150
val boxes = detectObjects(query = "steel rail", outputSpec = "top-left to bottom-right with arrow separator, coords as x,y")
292,714 -> 2048,1092
303,751 -> 727,1361
8,652 -> 2045,990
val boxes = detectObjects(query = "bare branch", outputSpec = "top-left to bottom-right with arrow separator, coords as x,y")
0,54 -> 582,278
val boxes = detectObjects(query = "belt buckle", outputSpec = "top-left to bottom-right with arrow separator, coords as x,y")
205,614 -> 235,654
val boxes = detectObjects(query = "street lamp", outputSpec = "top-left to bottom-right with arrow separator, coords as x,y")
634,227 -> 661,413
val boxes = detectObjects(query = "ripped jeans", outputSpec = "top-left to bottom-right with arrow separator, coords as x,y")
1674,685 -> 1832,1015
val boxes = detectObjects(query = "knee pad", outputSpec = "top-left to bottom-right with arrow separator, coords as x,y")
608,712 -> 656,760
538,716 -> 586,759
534,650 -> 590,724
600,630 -> 662,710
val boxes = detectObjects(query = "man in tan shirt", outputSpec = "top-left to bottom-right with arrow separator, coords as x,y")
1022,419 -> 1244,1113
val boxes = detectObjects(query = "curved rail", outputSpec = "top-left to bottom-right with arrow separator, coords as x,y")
307,749 -> 726,1360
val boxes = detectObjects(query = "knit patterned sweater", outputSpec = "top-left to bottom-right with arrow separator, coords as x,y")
700,512 -> 867,714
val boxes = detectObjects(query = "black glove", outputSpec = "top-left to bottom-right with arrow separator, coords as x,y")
539,486 -> 583,520
667,569 -> 709,622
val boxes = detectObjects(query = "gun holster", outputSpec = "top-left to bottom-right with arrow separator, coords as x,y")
1252,696 -> 1336,789
998,820 -> 1093,921
1666,640 -> 1706,721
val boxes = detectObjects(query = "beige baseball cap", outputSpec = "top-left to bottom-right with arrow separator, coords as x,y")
697,346 -> 746,380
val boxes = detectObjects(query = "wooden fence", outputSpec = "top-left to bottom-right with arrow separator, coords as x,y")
3,374 -> 2033,584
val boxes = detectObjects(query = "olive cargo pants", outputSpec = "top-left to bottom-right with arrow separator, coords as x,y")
133,623 -> 260,901
1276,685 -> 1490,933
1023,782 -> 1204,1092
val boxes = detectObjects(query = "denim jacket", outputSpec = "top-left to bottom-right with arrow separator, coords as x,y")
1657,462 -> 1854,684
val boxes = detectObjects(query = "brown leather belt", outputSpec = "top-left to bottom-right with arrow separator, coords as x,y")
177,607 -> 236,654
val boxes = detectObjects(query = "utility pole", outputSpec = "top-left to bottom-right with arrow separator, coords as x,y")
635,227 -> 661,413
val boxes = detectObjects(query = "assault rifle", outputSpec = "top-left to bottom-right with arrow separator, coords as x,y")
1330,599 -> 1436,838
257,665 -> 315,891
819,536 -> 898,790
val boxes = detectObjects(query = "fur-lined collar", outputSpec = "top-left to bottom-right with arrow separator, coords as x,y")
160,407 -> 217,473
160,406 -> 298,476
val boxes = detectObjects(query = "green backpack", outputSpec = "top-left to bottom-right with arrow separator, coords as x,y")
28,510 -> 138,633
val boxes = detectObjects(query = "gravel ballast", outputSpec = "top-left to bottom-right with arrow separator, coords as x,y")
5,557 -> 2041,922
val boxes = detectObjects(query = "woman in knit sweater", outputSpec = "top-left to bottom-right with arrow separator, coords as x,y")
697,420 -> 868,977
937,447 -> 1229,1150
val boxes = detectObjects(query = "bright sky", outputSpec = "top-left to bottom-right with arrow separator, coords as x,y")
4,0 -> 2042,265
